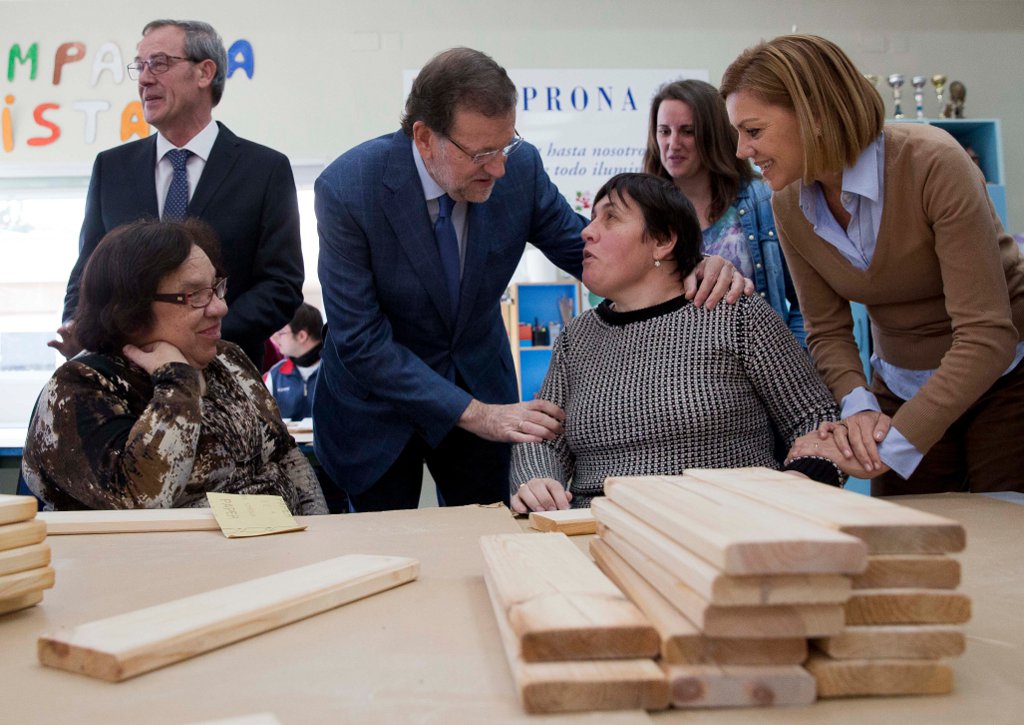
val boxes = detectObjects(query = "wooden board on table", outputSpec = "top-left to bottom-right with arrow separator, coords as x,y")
38,554 -> 419,682
0,543 -> 51,578
38,508 -> 219,535
0,519 -> 46,552
483,569 -> 669,714
805,652 -> 954,696
600,526 -> 845,639
852,555 -> 961,589
681,467 -> 966,554
0,566 -> 55,600
663,663 -> 816,708
0,494 -> 37,526
603,475 -> 866,575
0,590 -> 43,616
814,624 -> 965,659
844,589 -> 971,625
480,532 -> 657,661
592,499 -> 851,606
528,508 -> 596,536
590,537 -> 808,666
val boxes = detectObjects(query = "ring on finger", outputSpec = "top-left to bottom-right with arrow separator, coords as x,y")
517,420 -> 525,432
837,421 -> 849,430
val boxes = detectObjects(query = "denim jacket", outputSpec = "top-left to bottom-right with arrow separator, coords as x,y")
735,179 -> 806,347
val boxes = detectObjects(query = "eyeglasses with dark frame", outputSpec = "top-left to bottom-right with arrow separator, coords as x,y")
126,54 -> 196,80
444,129 -> 524,165
153,277 -> 228,309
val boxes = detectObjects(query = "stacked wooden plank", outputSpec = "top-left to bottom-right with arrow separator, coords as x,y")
589,473 -> 870,709
0,494 -> 54,616
480,532 -> 669,714
680,468 -> 969,697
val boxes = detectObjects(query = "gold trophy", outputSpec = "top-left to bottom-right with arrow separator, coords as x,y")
931,74 -> 948,118
887,74 -> 905,119
912,76 -> 927,119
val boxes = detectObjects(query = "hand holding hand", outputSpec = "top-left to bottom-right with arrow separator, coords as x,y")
511,477 -> 573,513
47,322 -> 83,360
122,341 -> 189,375
818,411 -> 892,472
458,398 -> 565,443
788,430 -> 884,480
683,255 -> 754,309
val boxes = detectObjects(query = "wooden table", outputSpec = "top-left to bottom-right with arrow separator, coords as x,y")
2,496 -> 1021,724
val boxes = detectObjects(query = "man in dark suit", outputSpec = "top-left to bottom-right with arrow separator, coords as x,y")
51,19 -> 302,369
314,47 -> 747,512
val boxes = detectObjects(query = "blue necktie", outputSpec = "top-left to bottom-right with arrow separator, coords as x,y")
434,193 -> 461,318
163,148 -> 192,221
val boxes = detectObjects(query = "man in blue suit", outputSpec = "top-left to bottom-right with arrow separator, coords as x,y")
314,48 -> 746,511
52,19 -> 302,369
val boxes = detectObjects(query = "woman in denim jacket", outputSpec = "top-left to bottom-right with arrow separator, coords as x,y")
643,79 -> 805,346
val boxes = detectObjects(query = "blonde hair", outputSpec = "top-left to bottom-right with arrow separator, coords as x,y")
720,34 -> 884,183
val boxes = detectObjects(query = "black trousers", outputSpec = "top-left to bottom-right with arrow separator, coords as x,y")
348,426 -> 511,512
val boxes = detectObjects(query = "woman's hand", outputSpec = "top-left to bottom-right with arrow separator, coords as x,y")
788,431 -> 885,480
684,255 -> 755,309
123,341 -> 189,374
818,411 -> 892,472
511,477 -> 573,514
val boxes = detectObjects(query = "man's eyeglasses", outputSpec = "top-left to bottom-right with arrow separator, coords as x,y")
127,54 -> 195,80
445,130 -> 524,165
153,277 -> 228,308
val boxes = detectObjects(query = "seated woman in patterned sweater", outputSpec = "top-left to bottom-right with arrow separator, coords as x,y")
510,173 -> 867,512
22,220 -> 328,515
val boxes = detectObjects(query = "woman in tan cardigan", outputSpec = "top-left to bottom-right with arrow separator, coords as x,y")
720,35 -> 1024,495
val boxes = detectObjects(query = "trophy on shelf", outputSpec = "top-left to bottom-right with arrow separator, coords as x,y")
949,80 -> 966,118
912,76 -> 927,119
887,74 -> 905,119
931,74 -> 949,118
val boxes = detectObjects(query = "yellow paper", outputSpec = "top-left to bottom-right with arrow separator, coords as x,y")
205,493 -> 307,538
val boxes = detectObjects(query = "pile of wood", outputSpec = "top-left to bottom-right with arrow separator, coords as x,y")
0,494 -> 54,616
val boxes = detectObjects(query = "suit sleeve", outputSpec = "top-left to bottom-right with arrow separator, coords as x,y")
522,147 -> 586,279
62,154 -> 107,322
314,173 -> 471,446
219,154 -> 304,347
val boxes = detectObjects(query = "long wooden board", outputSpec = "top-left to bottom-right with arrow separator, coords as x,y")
0,566 -> 55,599
0,590 -> 43,616
592,499 -> 851,606
0,542 -> 51,577
38,554 -> 419,682
479,533 -> 658,661
38,508 -> 219,535
601,527 -> 845,639
805,653 -> 954,696
0,494 -> 37,526
663,663 -> 816,708
604,476 -> 866,575
814,624 -> 966,659
844,589 -> 971,625
483,570 -> 670,714
680,468 -> 965,554
851,555 -> 961,589
590,537 -> 808,665
0,519 -> 46,552
528,508 -> 597,536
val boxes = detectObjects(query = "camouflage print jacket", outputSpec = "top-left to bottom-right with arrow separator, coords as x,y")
22,341 -> 328,515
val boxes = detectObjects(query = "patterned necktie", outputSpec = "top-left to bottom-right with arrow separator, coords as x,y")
434,193 -> 461,317
163,148 -> 192,221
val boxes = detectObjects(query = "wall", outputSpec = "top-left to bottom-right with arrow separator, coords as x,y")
2,0 -> 1023,229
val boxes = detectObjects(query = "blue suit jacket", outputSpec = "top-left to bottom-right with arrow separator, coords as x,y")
313,130 -> 585,495
63,122 -> 304,366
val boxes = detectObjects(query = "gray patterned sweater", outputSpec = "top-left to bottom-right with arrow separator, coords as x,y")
23,341 -> 327,514
510,295 -> 839,507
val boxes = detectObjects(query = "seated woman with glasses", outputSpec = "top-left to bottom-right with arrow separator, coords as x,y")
510,173 -> 866,512
22,219 -> 328,514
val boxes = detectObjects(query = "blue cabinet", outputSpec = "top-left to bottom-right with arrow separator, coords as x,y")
508,282 -> 581,402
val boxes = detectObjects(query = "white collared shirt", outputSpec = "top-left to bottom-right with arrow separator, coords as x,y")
155,120 -> 220,218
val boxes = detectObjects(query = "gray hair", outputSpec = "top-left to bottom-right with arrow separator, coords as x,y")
143,19 -> 228,106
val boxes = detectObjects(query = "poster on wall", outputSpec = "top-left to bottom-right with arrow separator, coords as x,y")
403,68 -> 708,283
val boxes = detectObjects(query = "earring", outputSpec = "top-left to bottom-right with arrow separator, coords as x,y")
654,260 -> 662,268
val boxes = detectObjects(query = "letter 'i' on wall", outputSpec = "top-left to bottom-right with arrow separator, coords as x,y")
2,95 -> 12,151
